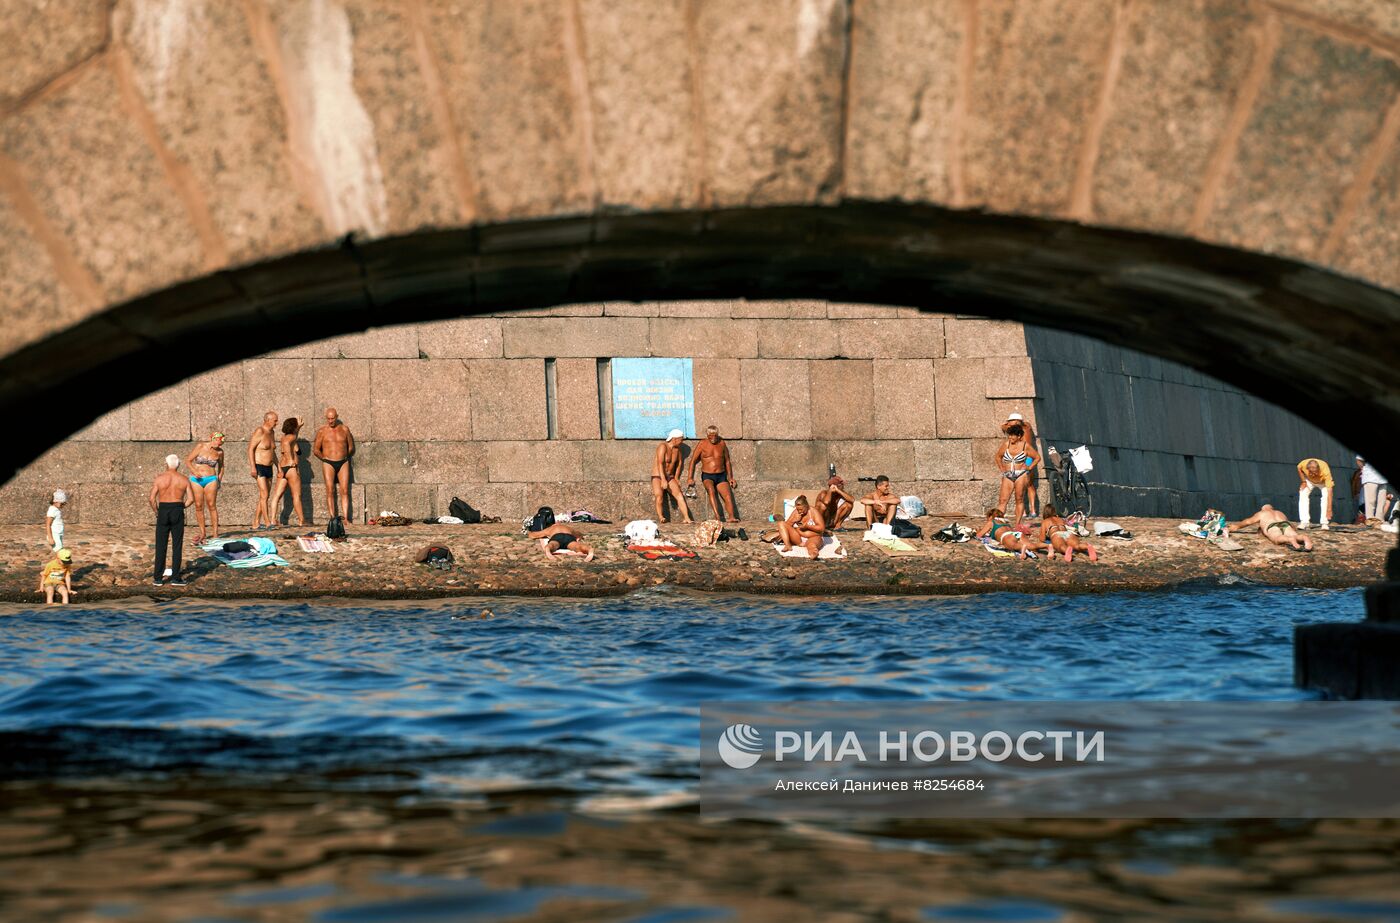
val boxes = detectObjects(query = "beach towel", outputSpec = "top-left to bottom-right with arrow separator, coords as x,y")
202,536 -> 289,568
775,536 -> 846,559
297,534 -> 335,553
627,542 -> 696,560
866,536 -> 923,557
979,537 -> 1037,559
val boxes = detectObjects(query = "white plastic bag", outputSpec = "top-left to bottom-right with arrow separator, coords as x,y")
1069,445 -> 1094,473
625,519 -> 659,543
898,495 -> 925,518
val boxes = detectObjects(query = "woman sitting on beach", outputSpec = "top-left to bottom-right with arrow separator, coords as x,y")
270,418 -> 307,528
994,424 -> 1039,525
976,508 -> 1038,559
528,522 -> 595,562
776,495 -> 813,553
1038,504 -> 1098,563
185,432 -> 225,544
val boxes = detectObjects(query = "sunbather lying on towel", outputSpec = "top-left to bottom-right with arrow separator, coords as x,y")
1038,504 -> 1098,563
1229,504 -> 1313,552
529,523 -> 595,561
976,508 -> 1037,559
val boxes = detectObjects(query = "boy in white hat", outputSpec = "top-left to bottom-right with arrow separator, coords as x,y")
46,489 -> 67,552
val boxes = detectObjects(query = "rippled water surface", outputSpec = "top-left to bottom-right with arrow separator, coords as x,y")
2,587 -> 1396,922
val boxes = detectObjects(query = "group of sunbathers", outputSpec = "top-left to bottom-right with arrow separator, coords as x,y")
773,475 -> 906,558
977,504 -> 1098,562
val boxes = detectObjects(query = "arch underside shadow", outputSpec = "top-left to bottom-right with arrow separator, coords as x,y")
2,201 -> 1398,484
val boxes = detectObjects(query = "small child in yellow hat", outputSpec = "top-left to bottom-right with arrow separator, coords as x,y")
37,548 -> 73,605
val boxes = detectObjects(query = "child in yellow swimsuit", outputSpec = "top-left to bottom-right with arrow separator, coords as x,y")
37,548 -> 73,605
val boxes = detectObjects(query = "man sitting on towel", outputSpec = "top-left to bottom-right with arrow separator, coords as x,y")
529,522 -> 595,561
815,476 -> 857,532
861,475 -> 901,526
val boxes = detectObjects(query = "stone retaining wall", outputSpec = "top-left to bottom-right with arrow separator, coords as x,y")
2,303 -> 1034,526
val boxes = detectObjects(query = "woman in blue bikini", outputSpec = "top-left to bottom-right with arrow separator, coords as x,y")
184,432 -> 225,543
976,507 -> 1037,559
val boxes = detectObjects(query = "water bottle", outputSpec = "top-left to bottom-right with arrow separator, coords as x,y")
828,463 -> 837,479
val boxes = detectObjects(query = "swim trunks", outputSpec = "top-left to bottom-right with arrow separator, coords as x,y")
255,464 -> 273,479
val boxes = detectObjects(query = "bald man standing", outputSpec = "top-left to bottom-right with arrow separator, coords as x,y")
247,410 -> 278,530
312,406 -> 355,522
149,454 -> 193,587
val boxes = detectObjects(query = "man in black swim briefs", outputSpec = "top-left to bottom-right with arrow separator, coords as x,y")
247,411 -> 278,530
527,522 -> 595,562
312,406 -> 356,522
685,425 -> 739,522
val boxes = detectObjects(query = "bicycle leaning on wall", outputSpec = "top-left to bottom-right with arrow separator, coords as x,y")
1044,444 -> 1094,517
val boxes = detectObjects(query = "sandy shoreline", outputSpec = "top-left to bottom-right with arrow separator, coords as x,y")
1,516 -> 1390,604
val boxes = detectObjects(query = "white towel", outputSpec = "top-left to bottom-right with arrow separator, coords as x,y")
775,536 -> 846,559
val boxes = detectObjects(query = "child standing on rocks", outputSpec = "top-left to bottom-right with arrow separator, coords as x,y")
37,548 -> 73,605
46,489 -> 66,552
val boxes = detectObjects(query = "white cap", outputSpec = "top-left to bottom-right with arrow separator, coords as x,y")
1006,412 -> 1024,422
667,429 -> 685,440
52,489 -> 66,503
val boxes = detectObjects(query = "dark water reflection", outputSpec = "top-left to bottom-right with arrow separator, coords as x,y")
1,588 -> 1397,921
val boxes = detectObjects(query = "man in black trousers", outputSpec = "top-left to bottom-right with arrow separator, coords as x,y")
148,454 -> 194,587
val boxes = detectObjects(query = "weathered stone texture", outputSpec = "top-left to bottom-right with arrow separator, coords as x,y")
1204,24 -> 1400,261
650,318 -> 758,358
422,0 -> 589,220
488,441 -> 581,483
741,360 -> 811,440
692,0 -> 846,206
1,1 -> 107,109
1335,137 -> 1400,290
809,361 -> 875,440
242,358 -> 315,438
417,318 -> 503,358
404,441 -> 489,485
845,0 -> 963,202
579,0 -> 696,209
0,195 -> 91,357
873,360 -> 937,438
342,0 -> 463,231
502,317 -> 649,357
129,384 -> 191,442
581,440 -> 653,482
933,358 -> 988,438
71,407 -> 130,443
757,319 -> 842,359
838,318 -> 946,359
369,359 -> 468,440
313,359 -> 371,441
1092,0 -> 1259,230
915,438 -> 974,481
944,319 -> 1026,358
983,357 -> 1036,398
964,0 -> 1118,213
828,440 -> 915,482
469,359 -> 547,440
328,327 -> 421,359
117,0 -> 325,263
554,357 -> 601,440
0,62 -> 205,303
693,358 -> 743,437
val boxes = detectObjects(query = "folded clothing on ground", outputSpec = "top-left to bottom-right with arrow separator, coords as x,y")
297,534 -> 334,553
202,536 -> 289,567
866,536 -> 922,556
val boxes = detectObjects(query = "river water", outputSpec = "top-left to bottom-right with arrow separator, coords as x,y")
1,587 -> 1397,921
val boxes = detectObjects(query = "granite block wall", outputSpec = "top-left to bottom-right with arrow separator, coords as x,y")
1024,325 -> 1357,520
5,303 -> 1033,526
7,305 -> 1356,528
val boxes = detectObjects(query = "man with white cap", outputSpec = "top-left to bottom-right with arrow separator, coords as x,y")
651,429 -> 693,523
148,454 -> 194,587
1001,412 -> 1039,518
45,489 -> 67,552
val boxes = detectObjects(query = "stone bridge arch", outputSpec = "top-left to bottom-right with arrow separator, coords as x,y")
1,0 -> 1399,481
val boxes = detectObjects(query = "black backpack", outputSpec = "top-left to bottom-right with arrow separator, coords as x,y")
528,506 -> 555,533
891,519 -> 922,539
448,496 -> 482,524
326,515 -> 346,540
